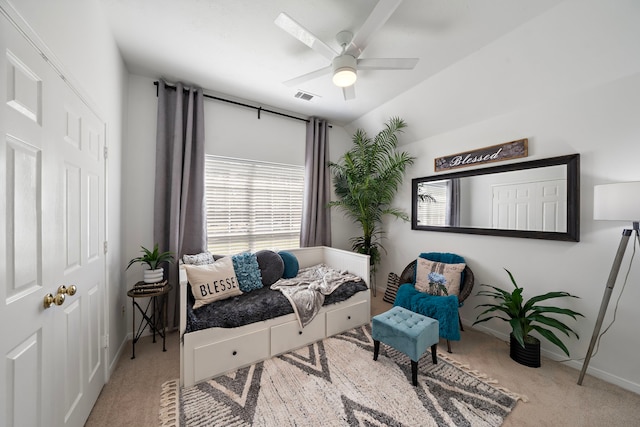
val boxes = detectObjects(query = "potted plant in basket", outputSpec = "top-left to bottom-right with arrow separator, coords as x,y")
328,117 -> 415,278
126,244 -> 175,283
473,269 -> 584,367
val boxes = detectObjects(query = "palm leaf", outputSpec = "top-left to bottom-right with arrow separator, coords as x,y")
329,117 -> 414,271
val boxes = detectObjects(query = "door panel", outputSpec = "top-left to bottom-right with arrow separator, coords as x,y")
5,136 -> 41,298
64,163 -> 82,270
1,16 -> 55,427
57,82 -> 105,427
63,299 -> 83,423
87,284 -> 101,381
6,332 -> 41,427
492,179 -> 566,232
1,13 -> 105,427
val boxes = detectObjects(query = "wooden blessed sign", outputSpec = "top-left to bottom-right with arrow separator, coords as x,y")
434,138 -> 528,172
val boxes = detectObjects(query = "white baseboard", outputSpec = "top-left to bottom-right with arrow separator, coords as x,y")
104,335 -> 127,384
461,319 -> 640,395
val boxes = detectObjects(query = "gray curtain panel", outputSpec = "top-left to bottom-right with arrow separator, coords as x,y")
154,80 -> 207,328
300,117 -> 331,247
446,178 -> 461,227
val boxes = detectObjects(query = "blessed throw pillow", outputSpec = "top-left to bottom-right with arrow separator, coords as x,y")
414,257 -> 465,296
232,252 -> 263,292
184,257 -> 242,309
278,251 -> 299,279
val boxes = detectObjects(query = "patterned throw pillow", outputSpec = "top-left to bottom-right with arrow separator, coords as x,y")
414,257 -> 465,296
383,272 -> 400,304
182,252 -> 214,265
184,257 -> 242,309
232,252 -> 263,292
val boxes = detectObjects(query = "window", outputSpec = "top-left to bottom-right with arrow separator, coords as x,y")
417,180 -> 449,226
205,155 -> 304,254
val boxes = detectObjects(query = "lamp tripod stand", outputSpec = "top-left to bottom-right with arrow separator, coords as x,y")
577,222 -> 639,385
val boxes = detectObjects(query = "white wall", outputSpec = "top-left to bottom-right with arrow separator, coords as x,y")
5,0 -> 128,377
349,0 -> 640,393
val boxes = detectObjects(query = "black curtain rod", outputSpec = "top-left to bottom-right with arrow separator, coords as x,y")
154,80 -> 316,125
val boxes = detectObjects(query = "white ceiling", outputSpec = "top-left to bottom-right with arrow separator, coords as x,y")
98,0 -> 562,126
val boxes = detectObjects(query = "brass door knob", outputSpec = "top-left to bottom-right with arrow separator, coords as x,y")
57,285 -> 77,296
43,285 -> 76,309
43,293 -> 65,309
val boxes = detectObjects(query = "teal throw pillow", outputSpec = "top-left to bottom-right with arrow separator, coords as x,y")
231,252 -> 263,292
278,251 -> 299,279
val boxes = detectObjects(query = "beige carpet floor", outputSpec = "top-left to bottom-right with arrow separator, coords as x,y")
86,292 -> 640,426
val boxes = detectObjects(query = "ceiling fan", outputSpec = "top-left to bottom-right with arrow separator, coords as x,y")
275,0 -> 418,100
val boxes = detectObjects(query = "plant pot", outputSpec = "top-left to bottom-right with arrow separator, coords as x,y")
144,268 -> 164,284
510,333 -> 541,368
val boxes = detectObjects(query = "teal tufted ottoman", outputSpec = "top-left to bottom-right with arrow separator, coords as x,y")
372,306 -> 439,386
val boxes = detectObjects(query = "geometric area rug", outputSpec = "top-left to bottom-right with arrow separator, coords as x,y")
160,325 -> 523,427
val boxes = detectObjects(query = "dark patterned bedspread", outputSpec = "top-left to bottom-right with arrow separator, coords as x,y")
185,280 -> 368,333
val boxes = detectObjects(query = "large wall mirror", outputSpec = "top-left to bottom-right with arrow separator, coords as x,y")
412,154 -> 580,241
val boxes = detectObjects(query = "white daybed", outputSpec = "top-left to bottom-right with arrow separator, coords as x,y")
179,246 -> 371,387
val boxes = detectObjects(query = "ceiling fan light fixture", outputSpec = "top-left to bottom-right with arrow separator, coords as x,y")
332,55 -> 357,87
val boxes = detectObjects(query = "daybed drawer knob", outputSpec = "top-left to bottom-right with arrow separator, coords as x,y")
298,331 -> 303,335
347,315 -> 351,320
232,350 -> 237,356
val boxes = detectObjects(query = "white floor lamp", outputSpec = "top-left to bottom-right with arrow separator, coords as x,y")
578,182 -> 640,385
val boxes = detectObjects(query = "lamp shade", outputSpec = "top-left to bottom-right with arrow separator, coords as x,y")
593,182 -> 640,221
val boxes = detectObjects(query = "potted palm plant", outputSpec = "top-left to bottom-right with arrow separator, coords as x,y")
473,269 -> 584,367
328,117 -> 414,276
126,244 -> 175,283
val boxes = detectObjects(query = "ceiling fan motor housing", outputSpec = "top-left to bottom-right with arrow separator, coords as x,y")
332,54 -> 357,87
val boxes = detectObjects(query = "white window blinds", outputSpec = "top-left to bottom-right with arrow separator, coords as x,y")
205,155 -> 304,254
416,180 -> 448,226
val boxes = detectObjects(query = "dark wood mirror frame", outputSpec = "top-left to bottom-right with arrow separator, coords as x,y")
411,154 -> 580,241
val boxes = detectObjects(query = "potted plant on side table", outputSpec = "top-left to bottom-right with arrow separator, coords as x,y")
126,244 -> 175,283
473,269 -> 584,367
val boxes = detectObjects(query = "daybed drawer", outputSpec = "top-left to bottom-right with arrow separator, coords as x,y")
326,300 -> 370,336
270,315 -> 325,356
193,328 -> 269,380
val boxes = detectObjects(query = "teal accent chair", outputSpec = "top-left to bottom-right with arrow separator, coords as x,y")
393,252 -> 474,353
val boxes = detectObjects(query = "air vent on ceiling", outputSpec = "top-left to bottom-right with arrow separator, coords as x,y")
294,90 -> 318,102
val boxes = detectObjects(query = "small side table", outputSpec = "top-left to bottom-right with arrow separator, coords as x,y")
127,282 -> 173,359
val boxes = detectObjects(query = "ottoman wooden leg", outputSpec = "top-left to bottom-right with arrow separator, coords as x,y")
411,360 -> 418,386
373,340 -> 380,361
431,344 -> 438,364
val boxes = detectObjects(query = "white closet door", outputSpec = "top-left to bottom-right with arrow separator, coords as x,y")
0,13 -> 106,427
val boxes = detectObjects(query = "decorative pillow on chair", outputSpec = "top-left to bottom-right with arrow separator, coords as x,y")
232,252 -> 263,292
184,257 -> 242,309
415,257 -> 466,296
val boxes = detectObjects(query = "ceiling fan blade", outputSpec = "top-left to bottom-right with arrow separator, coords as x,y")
357,57 -> 419,70
283,65 -> 332,87
275,13 -> 337,61
342,85 -> 356,101
345,0 -> 402,58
